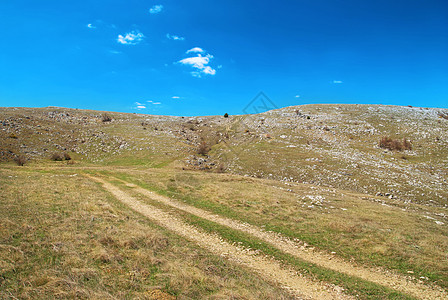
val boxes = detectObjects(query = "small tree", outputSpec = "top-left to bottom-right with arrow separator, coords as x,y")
223,113 -> 229,118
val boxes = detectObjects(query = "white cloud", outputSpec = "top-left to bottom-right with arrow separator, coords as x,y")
109,50 -> 122,54
166,34 -> 185,41
87,24 -> 96,29
134,102 -> 146,109
186,47 -> 204,54
146,100 -> 153,103
333,80 -> 343,84
152,102 -> 161,105
295,95 -> 300,98
179,54 -> 212,69
149,4 -> 163,14
178,48 -> 218,77
202,66 -> 216,75
117,31 -> 144,45
172,96 -> 180,99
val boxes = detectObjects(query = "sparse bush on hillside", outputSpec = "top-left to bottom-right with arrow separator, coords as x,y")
9,133 -> 18,139
439,112 -> 448,120
216,163 -> 226,173
51,152 -> 72,161
379,136 -> 412,151
224,113 -> 229,118
101,113 -> 112,122
197,140 -> 211,155
51,153 -> 64,161
14,155 -> 26,166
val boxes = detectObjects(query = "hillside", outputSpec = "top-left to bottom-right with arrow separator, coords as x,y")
1,104 -> 448,299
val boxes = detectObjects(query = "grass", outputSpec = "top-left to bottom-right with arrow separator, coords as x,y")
0,168 -> 296,299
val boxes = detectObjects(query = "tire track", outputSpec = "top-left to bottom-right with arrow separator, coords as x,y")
90,175 -> 352,300
116,177 -> 447,300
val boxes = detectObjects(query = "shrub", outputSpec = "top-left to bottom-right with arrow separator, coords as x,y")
224,113 -> 229,118
101,113 -> 112,122
51,153 -> 64,161
14,155 -> 26,166
216,163 -> 226,173
379,136 -> 412,151
63,153 -> 72,160
9,133 -> 18,139
439,113 -> 448,120
197,141 -> 210,156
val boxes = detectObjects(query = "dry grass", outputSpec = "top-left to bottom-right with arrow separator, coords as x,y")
0,168 -> 296,299
115,168 -> 448,288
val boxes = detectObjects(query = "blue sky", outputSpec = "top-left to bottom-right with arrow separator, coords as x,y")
1,0 -> 447,115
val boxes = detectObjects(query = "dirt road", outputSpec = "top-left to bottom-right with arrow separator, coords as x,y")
91,175 -> 448,299
118,180 -> 447,300
89,175 -> 352,300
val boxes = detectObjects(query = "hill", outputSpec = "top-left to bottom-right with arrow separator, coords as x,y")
1,104 -> 448,299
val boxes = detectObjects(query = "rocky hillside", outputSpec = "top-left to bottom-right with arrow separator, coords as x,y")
1,104 -> 447,208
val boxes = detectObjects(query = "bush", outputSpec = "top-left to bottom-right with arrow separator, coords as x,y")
101,113 -> 112,122
14,155 -> 26,166
379,137 -> 412,151
216,163 -> 226,173
197,141 -> 210,156
51,152 -> 71,161
223,113 -> 229,118
51,153 -> 64,161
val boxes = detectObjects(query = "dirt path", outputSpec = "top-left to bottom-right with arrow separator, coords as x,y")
90,175 -> 352,300
115,177 -> 448,300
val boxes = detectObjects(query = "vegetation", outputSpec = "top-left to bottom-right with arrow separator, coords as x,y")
197,140 -> 210,155
0,170 -> 295,299
379,136 -> 412,151
101,113 -> 112,122
50,152 -> 71,161
1,104 -> 447,299
13,155 -> 26,166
